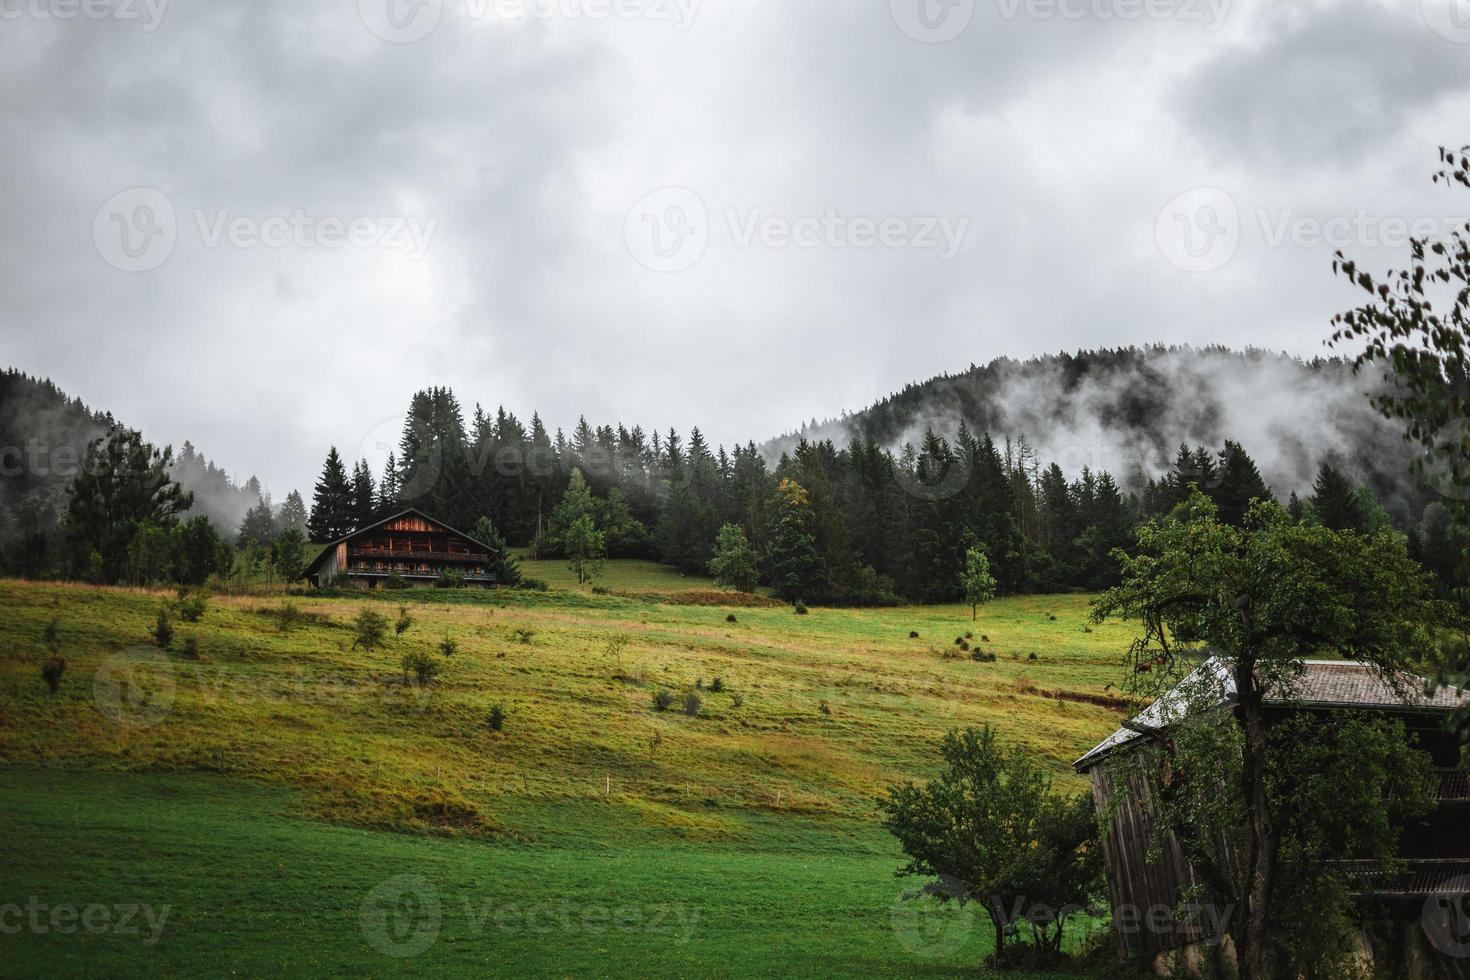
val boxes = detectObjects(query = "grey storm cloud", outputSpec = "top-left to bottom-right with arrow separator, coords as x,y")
2,0 -> 1469,499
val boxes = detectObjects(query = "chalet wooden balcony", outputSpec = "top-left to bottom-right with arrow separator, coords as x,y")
347,566 -> 493,582
348,547 -> 490,564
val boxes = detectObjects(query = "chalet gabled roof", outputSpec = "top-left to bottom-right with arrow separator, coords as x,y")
301,507 -> 499,579
1072,657 -> 1470,772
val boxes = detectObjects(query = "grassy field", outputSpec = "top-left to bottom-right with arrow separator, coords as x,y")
0,567 -> 1139,977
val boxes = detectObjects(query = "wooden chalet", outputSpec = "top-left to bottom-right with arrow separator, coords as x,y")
302,508 -> 499,589
1074,658 -> 1470,969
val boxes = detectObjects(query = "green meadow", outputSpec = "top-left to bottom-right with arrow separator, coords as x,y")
0,568 -> 1138,977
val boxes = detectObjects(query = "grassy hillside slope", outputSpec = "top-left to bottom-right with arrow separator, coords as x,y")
0,569 -> 1137,975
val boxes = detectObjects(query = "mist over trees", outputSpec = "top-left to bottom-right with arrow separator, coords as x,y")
301,379 -> 1439,604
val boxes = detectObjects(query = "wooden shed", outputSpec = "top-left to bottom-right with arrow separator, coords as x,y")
1074,658 -> 1470,964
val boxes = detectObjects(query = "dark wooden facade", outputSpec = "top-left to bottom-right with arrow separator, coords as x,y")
1075,661 -> 1470,963
302,509 -> 498,589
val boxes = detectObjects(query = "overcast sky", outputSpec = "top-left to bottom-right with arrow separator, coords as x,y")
3,0 -> 1469,498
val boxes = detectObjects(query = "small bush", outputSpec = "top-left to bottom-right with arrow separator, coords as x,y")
487,703 -> 506,732
818,699 -> 833,715
954,637 -> 964,646
152,608 -> 174,649
384,573 -> 410,590
177,593 -> 208,623
1028,652 -> 1038,661
709,677 -> 725,693
517,578 -> 550,592
731,693 -> 744,708
435,569 -> 465,589
41,655 -> 66,693
352,608 -> 389,650
909,630 -> 919,639
514,628 -> 535,644
180,636 -> 202,660
277,601 -> 303,632
439,631 -> 458,657
1048,614 -> 1057,621
964,631 -> 973,640
981,635 -> 990,642
682,691 -> 702,717
1015,675 -> 1038,695
395,606 -> 414,636
971,649 -> 997,663
401,650 -> 440,686
42,618 -> 60,650
592,586 -> 610,595
652,689 -> 675,712
793,602 -> 808,615
726,614 -> 738,624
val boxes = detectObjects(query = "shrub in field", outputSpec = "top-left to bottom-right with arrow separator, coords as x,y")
514,628 -> 535,644
487,703 -> 505,732
652,689 -> 675,712
731,693 -> 744,708
40,655 -> 66,693
42,618 -> 60,650
152,608 -> 173,649
1028,652 -> 1038,661
177,593 -> 208,623
818,700 -> 833,715
909,630 -> 919,639
401,650 -> 440,686
352,609 -> 388,650
517,578 -> 549,592
439,632 -> 458,657
682,692 -> 702,717
971,650 -> 997,663
384,573 -> 409,590
726,614 -> 738,624
695,678 -> 704,690
793,602 -> 808,615
395,606 -> 414,636
180,636 -> 201,660
435,569 -> 464,588
709,677 -> 725,693
277,601 -> 303,632
592,586 -> 610,595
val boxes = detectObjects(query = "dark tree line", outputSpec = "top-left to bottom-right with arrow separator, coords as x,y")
305,387 -> 1407,604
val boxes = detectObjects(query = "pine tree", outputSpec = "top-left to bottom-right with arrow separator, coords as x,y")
351,460 -> 376,529
237,496 -> 277,548
1310,462 -> 1364,532
277,490 -> 308,535
307,447 -> 354,542
766,479 -> 826,602
1214,441 -> 1272,526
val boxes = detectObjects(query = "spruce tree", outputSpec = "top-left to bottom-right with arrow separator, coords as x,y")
277,490 -> 308,535
307,447 -> 353,541
1214,441 -> 1272,526
766,479 -> 826,602
1309,462 -> 1363,532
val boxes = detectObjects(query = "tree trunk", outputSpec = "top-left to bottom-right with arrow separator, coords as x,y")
1235,663 -> 1277,980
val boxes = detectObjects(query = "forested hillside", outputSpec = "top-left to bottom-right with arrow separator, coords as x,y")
0,370 -> 265,552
